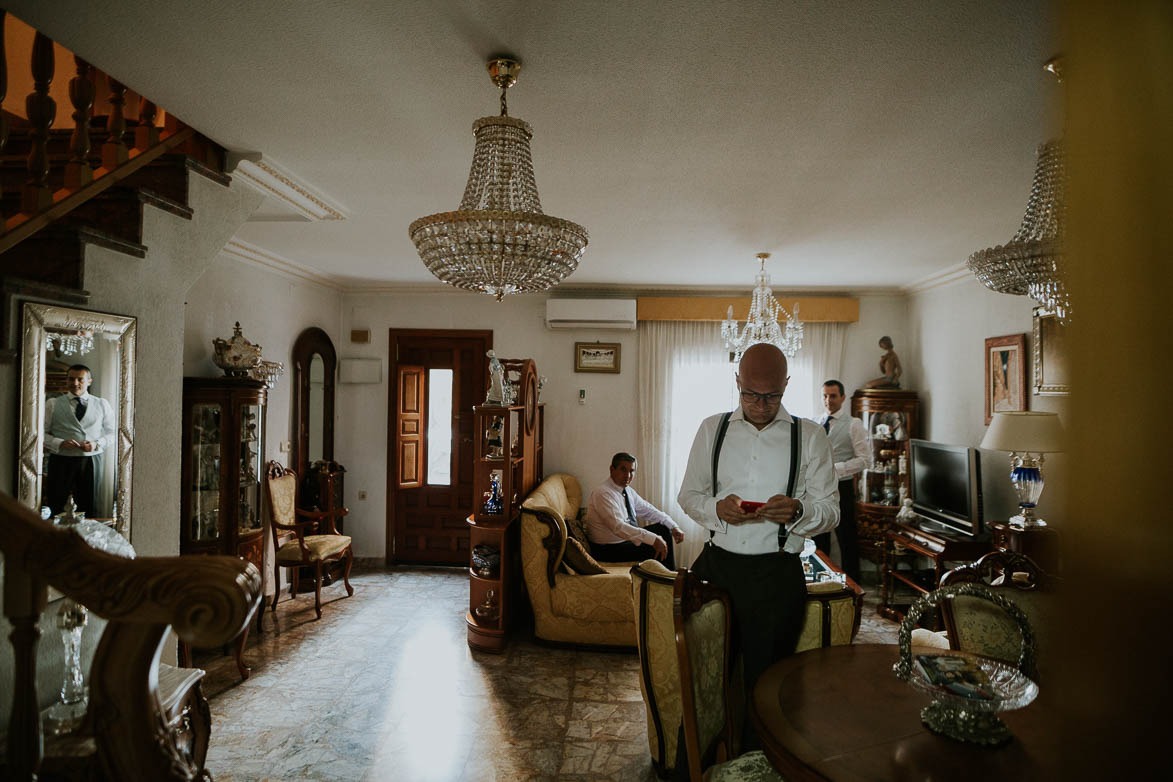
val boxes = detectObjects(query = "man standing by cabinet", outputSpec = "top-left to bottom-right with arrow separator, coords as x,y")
43,364 -> 116,517
813,380 -> 870,582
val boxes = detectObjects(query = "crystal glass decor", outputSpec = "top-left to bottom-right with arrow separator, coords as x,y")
190,403 -> 222,543
409,59 -> 588,300
721,253 -> 803,361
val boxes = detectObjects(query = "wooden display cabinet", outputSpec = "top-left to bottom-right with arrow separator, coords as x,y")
466,358 -> 543,653
879,520 -> 991,626
851,389 -> 919,562
179,377 -> 267,679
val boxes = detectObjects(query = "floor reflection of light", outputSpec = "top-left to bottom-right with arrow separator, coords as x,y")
367,615 -> 501,778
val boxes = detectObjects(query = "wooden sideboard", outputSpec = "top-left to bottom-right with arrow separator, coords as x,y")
878,520 -> 990,626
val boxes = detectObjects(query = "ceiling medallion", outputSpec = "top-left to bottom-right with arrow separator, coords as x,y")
408,57 -> 589,301
721,252 -> 804,362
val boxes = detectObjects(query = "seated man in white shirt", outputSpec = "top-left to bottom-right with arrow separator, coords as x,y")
586,452 -> 684,570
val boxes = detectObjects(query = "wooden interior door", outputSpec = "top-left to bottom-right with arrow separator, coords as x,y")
388,330 -> 491,564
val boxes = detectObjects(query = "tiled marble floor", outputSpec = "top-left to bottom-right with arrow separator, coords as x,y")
197,565 -> 898,782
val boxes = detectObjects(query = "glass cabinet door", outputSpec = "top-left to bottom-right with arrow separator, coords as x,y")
238,403 -> 263,535
189,402 -> 222,543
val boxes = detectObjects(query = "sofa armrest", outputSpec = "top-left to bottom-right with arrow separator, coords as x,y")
522,507 -> 567,588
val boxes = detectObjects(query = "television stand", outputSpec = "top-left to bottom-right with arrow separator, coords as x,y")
879,520 -> 991,626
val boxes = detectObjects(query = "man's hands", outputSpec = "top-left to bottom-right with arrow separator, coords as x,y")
652,535 -> 669,560
717,494 -> 800,526
61,439 -> 94,452
670,527 -> 685,544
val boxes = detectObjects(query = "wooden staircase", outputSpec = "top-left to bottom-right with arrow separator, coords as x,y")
0,10 -> 232,299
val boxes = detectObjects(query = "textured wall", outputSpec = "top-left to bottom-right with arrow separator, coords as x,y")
0,175 -> 263,733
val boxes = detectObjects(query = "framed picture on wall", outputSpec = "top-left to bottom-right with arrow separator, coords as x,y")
1032,308 -> 1069,395
984,333 -> 1026,424
574,342 -> 621,373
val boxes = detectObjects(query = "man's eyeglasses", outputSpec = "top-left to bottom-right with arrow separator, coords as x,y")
740,390 -> 784,404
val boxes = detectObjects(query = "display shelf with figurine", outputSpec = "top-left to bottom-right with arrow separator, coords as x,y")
467,357 -> 543,653
851,388 -> 919,562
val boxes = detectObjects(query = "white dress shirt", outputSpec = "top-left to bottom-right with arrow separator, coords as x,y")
43,393 -> 116,456
586,477 -> 679,546
677,404 -> 839,555
822,408 -> 870,481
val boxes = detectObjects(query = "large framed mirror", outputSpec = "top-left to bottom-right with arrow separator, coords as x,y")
18,303 -> 136,538
291,327 -> 336,477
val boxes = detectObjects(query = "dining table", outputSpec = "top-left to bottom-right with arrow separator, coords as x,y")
751,643 -> 1059,781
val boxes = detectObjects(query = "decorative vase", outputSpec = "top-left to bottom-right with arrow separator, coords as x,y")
212,322 -> 263,377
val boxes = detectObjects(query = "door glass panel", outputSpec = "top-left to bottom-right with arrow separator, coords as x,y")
427,369 -> 453,485
190,403 -> 221,542
238,403 -> 262,533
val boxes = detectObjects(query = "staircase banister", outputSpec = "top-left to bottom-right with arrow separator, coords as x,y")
0,491 -> 261,647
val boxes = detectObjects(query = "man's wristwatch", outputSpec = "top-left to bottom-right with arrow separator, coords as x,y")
793,498 -> 805,522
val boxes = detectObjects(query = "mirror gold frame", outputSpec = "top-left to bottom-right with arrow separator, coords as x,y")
19,303 -> 137,538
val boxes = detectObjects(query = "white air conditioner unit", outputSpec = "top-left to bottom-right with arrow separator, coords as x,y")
545,299 -> 637,330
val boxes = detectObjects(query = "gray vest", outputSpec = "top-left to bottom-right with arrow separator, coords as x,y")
49,396 -> 99,456
826,415 -> 857,466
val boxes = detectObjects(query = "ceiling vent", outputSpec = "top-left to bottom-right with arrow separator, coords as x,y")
545,299 -> 637,330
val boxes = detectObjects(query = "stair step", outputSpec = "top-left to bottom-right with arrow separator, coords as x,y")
0,224 -> 146,289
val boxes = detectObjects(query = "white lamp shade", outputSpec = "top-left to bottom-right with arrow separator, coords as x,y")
981,411 -> 1066,453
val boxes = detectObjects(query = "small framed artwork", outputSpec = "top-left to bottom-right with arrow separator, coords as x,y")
574,342 -> 621,373
1032,308 -> 1069,395
984,333 -> 1027,424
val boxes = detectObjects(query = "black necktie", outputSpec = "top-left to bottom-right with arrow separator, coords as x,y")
622,488 -> 637,526
823,416 -> 831,433
75,398 -> 86,421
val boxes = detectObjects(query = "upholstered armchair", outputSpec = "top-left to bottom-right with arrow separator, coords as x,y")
265,461 -> 354,619
910,550 -> 1053,678
519,473 -> 639,647
630,559 -> 782,782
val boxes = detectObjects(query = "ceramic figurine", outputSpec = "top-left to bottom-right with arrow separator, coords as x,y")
212,322 -> 263,377
485,350 -> 506,404
864,336 -> 903,389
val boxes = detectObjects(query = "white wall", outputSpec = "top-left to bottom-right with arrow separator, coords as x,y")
907,276 -> 1070,523
182,257 -> 344,471
337,291 -> 640,558
842,294 -> 910,394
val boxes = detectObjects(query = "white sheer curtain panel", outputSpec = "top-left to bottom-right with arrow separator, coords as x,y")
638,321 -> 734,567
785,322 -> 848,419
637,321 -> 847,567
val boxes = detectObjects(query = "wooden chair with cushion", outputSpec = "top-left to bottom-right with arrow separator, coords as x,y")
631,559 -> 783,782
265,461 -> 354,619
910,550 -> 1053,680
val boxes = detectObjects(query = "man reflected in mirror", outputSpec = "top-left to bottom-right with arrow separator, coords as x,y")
43,364 -> 116,517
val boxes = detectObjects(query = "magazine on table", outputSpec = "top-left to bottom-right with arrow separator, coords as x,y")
914,653 -> 997,700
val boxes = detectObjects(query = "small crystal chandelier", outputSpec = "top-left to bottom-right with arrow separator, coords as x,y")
721,253 -> 804,362
46,330 -> 94,356
409,57 -> 589,301
967,58 -> 1070,322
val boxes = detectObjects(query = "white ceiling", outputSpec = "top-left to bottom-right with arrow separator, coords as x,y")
11,0 -> 1058,292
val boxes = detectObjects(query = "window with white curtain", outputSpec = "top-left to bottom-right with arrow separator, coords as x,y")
638,320 -> 845,567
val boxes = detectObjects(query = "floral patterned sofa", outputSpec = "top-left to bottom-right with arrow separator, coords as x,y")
519,473 -> 639,647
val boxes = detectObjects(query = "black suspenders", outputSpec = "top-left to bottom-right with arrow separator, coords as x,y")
709,413 -> 802,548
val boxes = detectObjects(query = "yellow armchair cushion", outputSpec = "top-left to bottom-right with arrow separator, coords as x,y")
268,473 -> 297,525
276,534 -> 351,564
549,571 -> 634,623
631,559 -> 682,771
684,597 -> 728,754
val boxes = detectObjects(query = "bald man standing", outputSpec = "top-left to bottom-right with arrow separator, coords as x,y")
677,343 -> 839,746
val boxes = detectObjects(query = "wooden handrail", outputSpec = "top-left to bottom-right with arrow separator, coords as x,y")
1,490 -> 263,780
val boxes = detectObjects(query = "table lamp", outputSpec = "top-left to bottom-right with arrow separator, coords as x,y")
980,411 -> 1065,529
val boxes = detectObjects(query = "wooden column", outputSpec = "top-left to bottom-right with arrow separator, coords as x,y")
136,97 -> 159,148
65,56 -> 95,189
101,77 -> 129,168
0,10 -> 8,234
21,32 -> 55,215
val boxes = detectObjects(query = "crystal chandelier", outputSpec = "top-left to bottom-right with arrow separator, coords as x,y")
967,59 -> 1070,322
46,330 -> 94,356
721,253 -> 804,362
408,57 -> 589,301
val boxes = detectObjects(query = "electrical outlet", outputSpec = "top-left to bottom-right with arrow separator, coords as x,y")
279,440 -> 291,452
358,490 -> 368,501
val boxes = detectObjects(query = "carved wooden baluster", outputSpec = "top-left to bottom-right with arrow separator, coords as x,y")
101,76 -> 129,168
21,31 -> 55,215
0,9 -> 8,234
5,568 -> 48,782
136,96 -> 159,148
65,56 -> 95,189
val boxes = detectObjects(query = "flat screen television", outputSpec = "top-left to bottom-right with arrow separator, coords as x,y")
909,439 -> 983,536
